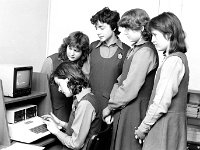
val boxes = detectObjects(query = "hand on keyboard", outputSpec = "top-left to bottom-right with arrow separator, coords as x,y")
41,112 -> 60,126
30,124 -> 48,134
43,117 -> 60,135
41,112 -> 63,135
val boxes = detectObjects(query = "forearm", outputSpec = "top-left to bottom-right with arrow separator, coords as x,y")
108,48 -> 157,110
59,120 -> 68,129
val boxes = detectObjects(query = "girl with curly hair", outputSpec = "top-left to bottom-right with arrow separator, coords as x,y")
41,31 -> 90,123
89,7 -> 130,111
43,62 -> 101,150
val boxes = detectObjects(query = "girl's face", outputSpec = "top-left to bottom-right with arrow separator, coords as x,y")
67,46 -> 82,62
54,77 -> 73,97
124,28 -> 142,44
151,29 -> 170,52
95,21 -> 114,42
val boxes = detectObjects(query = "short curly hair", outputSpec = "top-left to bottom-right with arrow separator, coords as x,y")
58,31 -> 90,68
90,7 -> 120,36
118,8 -> 152,41
50,61 -> 89,95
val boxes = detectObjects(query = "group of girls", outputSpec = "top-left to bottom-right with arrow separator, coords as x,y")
41,7 -> 189,150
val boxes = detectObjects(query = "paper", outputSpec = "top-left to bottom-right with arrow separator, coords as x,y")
1,142 -> 44,150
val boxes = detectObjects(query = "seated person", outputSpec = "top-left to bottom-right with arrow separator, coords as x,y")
43,62 -> 102,150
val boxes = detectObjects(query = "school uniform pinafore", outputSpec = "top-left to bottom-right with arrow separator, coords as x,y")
142,52 -> 189,150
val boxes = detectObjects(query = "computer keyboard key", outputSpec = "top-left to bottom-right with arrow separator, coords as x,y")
30,124 -> 48,134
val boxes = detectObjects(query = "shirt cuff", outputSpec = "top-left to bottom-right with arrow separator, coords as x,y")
138,121 -> 151,134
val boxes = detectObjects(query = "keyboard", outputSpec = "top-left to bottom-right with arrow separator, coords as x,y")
30,124 -> 48,134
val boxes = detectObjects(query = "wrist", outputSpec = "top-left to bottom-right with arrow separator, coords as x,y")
138,122 -> 150,134
59,120 -> 65,127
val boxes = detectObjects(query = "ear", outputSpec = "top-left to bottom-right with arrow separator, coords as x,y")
165,33 -> 172,41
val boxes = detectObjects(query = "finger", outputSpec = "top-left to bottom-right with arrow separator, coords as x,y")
41,114 -> 51,119
135,135 -> 138,139
110,117 -> 114,123
139,139 -> 142,144
50,112 -> 56,118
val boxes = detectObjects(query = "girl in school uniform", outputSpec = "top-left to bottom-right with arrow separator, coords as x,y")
41,31 -> 90,122
102,8 -> 159,150
135,12 -> 189,150
43,62 -> 102,150
89,7 -> 130,111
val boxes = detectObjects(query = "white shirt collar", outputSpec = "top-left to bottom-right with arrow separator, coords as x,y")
75,88 -> 91,102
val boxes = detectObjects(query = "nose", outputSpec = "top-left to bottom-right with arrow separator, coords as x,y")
70,50 -> 75,56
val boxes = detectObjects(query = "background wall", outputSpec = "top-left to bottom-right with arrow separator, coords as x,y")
47,0 -> 200,90
0,0 -> 199,90
47,0 -> 159,55
0,0 -> 49,72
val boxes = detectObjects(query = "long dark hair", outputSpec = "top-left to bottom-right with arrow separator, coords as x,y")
58,31 -> 90,67
148,12 -> 187,54
50,62 -> 89,95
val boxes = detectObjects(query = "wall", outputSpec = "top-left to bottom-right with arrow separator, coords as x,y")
0,0 -> 49,72
47,0 -> 159,55
47,0 -> 200,90
158,0 -> 200,90
0,0 -> 199,90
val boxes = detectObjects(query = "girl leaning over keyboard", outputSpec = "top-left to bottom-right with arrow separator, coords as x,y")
42,61 -> 102,150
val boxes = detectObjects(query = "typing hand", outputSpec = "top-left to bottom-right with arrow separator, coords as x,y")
41,114 -> 52,121
49,112 -> 61,125
104,115 -> 114,124
44,118 -> 59,135
134,127 -> 145,144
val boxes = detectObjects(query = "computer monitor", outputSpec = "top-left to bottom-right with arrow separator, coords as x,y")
0,64 -> 33,97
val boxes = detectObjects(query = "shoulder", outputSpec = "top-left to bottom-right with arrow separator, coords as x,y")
48,53 -> 58,59
138,42 -> 158,56
77,99 -> 95,113
121,42 -> 131,51
141,42 -> 156,51
165,55 -> 183,65
90,40 -> 100,49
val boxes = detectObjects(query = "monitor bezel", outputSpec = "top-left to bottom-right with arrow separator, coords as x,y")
13,66 -> 33,97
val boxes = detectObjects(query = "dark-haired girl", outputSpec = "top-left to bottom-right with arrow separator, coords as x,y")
135,12 -> 189,150
41,31 -> 90,122
89,7 -> 130,111
43,62 -> 101,150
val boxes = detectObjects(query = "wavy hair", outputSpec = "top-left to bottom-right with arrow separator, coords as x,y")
50,62 -> 89,95
118,8 -> 152,41
58,31 -> 90,67
90,7 -> 120,36
148,12 -> 187,54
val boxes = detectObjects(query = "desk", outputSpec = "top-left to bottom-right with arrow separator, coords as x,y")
31,134 -> 57,147
7,134 -> 58,150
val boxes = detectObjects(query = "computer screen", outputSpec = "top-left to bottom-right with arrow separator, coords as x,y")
13,66 -> 33,97
16,70 -> 31,89
0,64 -> 33,97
